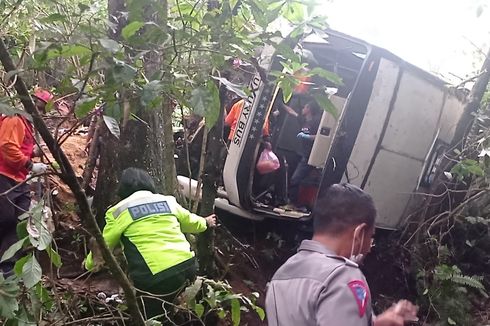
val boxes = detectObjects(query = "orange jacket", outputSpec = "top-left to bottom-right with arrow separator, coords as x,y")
0,115 -> 34,182
294,75 -> 311,94
225,100 -> 269,141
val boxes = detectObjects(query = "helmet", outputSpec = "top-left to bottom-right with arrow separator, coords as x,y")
33,89 -> 54,103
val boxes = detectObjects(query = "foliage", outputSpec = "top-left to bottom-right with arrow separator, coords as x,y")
450,158 -> 484,181
0,0 -> 340,324
1,0 -> 336,128
181,277 -> 264,325
0,201 -> 61,325
409,108 -> 490,325
417,259 -> 486,326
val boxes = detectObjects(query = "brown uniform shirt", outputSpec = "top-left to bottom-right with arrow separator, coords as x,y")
265,240 -> 373,326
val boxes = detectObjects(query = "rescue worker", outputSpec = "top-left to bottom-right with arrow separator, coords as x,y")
265,183 -> 418,326
0,89 -> 50,276
84,167 -> 217,317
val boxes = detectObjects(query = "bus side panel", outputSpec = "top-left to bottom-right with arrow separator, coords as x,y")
381,72 -> 445,160
365,150 -> 424,228
362,70 -> 445,228
346,58 -> 400,186
438,94 -> 466,144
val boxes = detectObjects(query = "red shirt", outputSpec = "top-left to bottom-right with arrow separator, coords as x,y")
0,115 -> 34,182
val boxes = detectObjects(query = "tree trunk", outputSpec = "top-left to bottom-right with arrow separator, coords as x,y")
452,49 -> 490,148
196,83 -> 226,277
161,99 -> 178,195
94,0 -> 171,223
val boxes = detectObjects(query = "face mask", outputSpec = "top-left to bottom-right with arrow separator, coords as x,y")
349,225 -> 365,264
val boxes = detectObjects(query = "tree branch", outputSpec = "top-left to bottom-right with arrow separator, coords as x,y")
0,37 -> 145,326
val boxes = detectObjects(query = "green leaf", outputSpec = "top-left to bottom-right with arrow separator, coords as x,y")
99,38 -> 122,53
254,305 -> 265,321
5,69 -> 24,81
1,237 -> 27,262
231,298 -> 241,326
275,43 -> 300,62
104,102 -> 122,120
49,44 -> 91,59
111,58 -> 138,83
75,97 -> 97,118
27,201 -> 52,251
0,274 -> 19,318
0,100 -> 31,120
122,21 -> 145,40
217,308 -> 226,319
35,283 -> 53,310
279,80 -> 293,103
41,13 -> 67,23
103,115 -> 121,139
22,254 -> 42,289
14,255 -> 29,276
17,220 -> 28,239
141,80 -> 164,109
211,76 -> 247,98
183,278 -> 203,305
309,67 -> 343,85
314,95 -> 338,119
282,2 -> 305,23
204,284 -> 217,308
78,3 -> 90,12
249,1 -> 268,28
190,82 -> 220,128
47,247 -> 62,268
194,303 -> 205,318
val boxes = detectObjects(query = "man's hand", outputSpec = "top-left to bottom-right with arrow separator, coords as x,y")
205,214 -> 217,227
392,300 -> 419,322
375,300 -> 418,326
374,310 -> 404,326
31,162 -> 48,174
282,104 -> 298,117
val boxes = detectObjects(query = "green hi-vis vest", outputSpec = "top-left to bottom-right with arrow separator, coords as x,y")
85,191 -> 207,276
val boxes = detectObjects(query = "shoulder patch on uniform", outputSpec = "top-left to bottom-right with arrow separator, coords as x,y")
348,280 -> 369,317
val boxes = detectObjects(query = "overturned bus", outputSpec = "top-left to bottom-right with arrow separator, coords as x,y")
178,29 -> 467,230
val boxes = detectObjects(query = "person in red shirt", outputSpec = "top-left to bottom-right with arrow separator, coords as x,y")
0,90 -> 50,276
225,99 -> 270,143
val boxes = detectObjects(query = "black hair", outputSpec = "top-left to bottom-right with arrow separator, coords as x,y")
313,183 -> 376,234
306,100 -> 322,116
117,167 -> 157,199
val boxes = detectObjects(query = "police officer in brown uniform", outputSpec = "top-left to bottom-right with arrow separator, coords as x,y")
265,184 -> 418,326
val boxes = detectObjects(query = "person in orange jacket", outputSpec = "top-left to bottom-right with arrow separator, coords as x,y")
225,99 -> 270,145
0,89 -> 51,276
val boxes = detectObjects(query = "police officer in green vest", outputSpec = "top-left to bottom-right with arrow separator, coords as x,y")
84,167 -> 216,317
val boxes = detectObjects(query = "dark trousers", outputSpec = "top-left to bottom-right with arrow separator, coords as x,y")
0,175 -> 30,273
133,258 -> 197,320
289,157 -> 313,205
